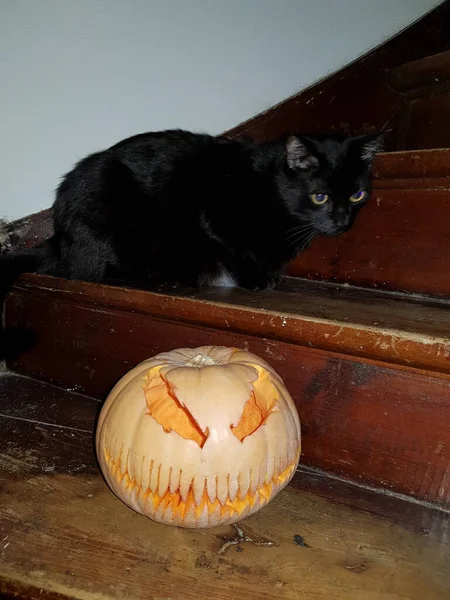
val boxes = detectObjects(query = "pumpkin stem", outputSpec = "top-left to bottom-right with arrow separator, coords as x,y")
185,353 -> 217,367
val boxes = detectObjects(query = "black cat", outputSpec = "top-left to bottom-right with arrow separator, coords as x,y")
1,129 -> 383,287
0,129 -> 382,353
0,131 -> 382,352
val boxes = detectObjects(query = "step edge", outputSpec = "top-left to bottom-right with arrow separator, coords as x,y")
10,274 -> 450,376
374,148 -> 450,181
389,49 -> 450,92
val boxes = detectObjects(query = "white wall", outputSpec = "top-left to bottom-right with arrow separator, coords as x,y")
0,0 -> 441,220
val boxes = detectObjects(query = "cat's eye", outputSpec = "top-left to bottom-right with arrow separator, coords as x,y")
310,193 -> 329,205
349,191 -> 367,203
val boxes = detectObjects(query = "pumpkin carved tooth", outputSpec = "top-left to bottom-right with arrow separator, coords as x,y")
96,346 -> 301,528
150,463 -> 160,497
248,467 -> 259,497
217,474 -> 229,506
158,465 -> 171,497
238,469 -> 251,499
193,477 -> 205,506
206,476 -> 216,504
179,475 -> 193,503
169,467 -> 181,494
264,456 -> 275,484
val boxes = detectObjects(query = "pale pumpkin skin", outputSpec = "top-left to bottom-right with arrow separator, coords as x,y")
96,346 -> 301,528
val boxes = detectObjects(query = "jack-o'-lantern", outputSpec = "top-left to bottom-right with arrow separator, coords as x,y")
96,346 -> 301,528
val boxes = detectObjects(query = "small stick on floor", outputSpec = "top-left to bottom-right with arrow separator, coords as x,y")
216,523 -> 277,555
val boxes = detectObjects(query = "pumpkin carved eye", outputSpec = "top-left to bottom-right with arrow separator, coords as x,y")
144,368 -> 208,448
231,368 -> 278,442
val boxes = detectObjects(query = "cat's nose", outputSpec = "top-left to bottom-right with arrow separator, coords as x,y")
333,210 -> 349,228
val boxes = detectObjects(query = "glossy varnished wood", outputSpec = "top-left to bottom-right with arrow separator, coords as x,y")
388,49 -> 450,150
9,273 -> 450,374
389,49 -> 450,93
0,374 -> 448,600
402,92 -> 450,150
373,147 -> 450,180
5,275 -> 450,505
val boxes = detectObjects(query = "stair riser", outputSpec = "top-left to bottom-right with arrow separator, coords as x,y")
389,49 -> 450,149
6,286 -> 450,508
289,154 -> 450,296
394,92 -> 450,150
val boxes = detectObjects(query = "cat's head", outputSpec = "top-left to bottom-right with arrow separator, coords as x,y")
278,132 -> 384,238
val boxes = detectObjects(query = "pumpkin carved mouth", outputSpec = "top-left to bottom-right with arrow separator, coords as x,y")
103,447 -> 299,521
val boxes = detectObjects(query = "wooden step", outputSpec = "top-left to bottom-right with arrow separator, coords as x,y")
1,372 -> 448,600
5,273 -> 450,508
390,49 -> 450,94
288,148 -> 450,297
389,50 -> 450,150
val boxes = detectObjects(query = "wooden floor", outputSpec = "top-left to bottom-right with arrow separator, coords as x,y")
0,374 -> 449,600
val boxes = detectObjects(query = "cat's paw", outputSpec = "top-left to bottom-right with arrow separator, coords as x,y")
260,271 -> 282,290
238,271 -> 282,291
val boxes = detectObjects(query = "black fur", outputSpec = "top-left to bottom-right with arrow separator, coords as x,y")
0,129 -> 383,356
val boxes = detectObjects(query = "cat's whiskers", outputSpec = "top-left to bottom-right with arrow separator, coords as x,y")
285,224 -> 315,243
285,221 -> 314,236
303,231 -> 317,248
285,220 -> 312,230
287,232 -> 312,248
292,230 -> 317,251
288,228 -> 317,249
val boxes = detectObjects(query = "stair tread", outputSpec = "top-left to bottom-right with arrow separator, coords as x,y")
373,147 -> 450,182
0,372 -> 448,600
390,49 -> 450,92
15,273 -> 450,373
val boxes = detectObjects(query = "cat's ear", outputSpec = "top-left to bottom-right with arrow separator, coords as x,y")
285,136 -> 319,171
356,132 -> 386,162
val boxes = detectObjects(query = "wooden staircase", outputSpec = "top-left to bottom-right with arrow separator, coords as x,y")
2,7 -> 450,598
389,49 -> 450,150
6,48 -> 450,508
6,268 -> 450,509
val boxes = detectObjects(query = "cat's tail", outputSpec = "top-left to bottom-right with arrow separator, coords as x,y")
0,240 -> 53,359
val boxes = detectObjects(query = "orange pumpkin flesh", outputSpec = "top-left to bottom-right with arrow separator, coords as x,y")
145,369 -> 208,448
96,346 -> 301,528
231,366 -> 278,442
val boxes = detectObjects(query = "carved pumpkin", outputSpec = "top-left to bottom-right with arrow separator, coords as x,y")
96,346 -> 301,528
